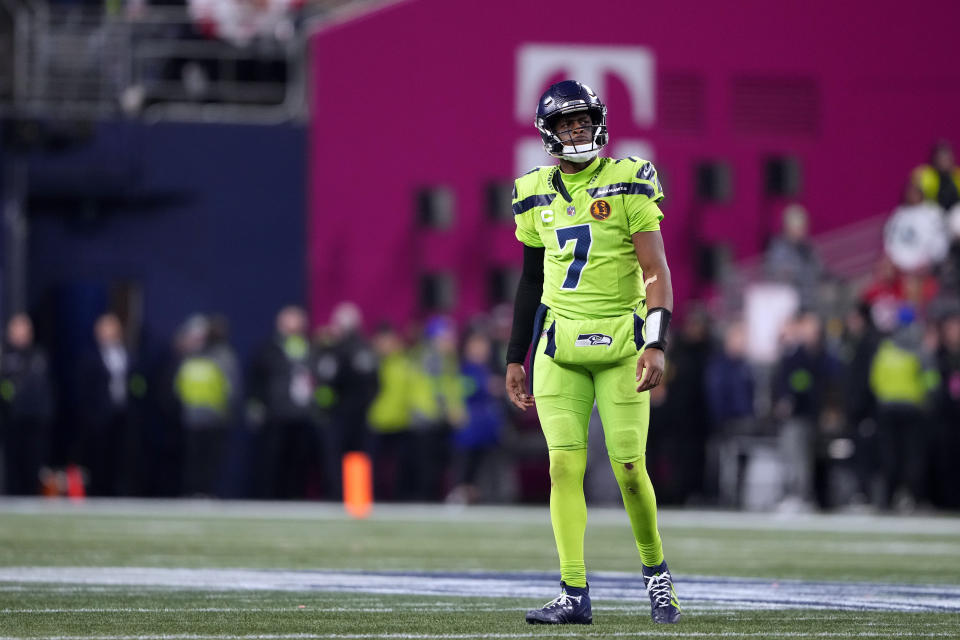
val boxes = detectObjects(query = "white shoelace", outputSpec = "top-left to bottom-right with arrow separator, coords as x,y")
644,571 -> 673,608
543,592 -> 581,610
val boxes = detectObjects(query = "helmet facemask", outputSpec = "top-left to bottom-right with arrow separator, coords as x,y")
536,104 -> 608,163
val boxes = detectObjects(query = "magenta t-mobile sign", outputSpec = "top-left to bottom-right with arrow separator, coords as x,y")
307,0 -> 960,332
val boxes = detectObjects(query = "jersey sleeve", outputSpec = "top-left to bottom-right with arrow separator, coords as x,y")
512,179 -> 545,248
626,159 -> 665,235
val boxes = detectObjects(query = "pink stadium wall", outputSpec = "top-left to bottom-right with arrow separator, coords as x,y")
308,0 -> 960,330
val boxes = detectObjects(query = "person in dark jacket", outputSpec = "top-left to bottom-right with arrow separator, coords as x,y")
248,305 -> 318,499
76,313 -> 144,496
327,302 -> 379,456
773,311 -> 843,509
0,313 -> 55,495
838,304 -> 880,504
706,321 -> 755,430
933,304 -> 960,508
651,309 -> 712,504
705,320 -> 756,505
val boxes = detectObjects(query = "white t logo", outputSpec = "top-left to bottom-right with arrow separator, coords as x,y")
516,44 -> 656,128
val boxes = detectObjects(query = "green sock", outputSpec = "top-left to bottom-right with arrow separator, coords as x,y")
548,448 -> 588,588
611,455 -> 664,568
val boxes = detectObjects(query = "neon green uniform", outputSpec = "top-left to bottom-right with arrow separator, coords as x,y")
513,155 -> 667,586
513,155 -> 664,458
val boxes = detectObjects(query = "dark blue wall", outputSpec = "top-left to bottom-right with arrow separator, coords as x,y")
18,120 -> 307,364
0,120 -> 305,483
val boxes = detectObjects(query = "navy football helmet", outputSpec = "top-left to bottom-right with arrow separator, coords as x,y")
535,80 -> 608,163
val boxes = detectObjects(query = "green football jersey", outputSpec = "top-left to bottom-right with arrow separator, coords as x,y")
513,156 -> 664,319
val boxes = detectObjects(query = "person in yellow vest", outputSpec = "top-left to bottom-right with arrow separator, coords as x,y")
173,315 -> 232,497
868,306 -> 939,511
911,140 -> 960,211
366,324 -> 416,500
408,316 -> 466,501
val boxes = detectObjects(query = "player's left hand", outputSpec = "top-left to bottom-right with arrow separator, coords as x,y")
636,347 -> 665,392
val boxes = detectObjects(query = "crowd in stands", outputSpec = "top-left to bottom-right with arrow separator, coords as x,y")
37,0 -> 345,106
2,141 -> 959,512
51,0 -> 342,40
682,139 -> 960,513
0,301 -> 521,503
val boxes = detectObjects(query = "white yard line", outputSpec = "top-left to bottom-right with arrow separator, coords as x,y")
0,498 -> 957,535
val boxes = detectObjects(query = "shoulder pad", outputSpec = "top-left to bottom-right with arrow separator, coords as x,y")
514,165 -> 552,198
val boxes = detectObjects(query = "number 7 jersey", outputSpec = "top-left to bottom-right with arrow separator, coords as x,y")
512,156 -> 665,319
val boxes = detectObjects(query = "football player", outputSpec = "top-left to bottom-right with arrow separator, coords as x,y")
505,80 -> 681,625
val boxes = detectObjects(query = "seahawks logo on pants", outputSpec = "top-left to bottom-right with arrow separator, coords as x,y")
575,333 -> 613,347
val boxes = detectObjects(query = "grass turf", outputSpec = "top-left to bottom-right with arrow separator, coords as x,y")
0,501 -> 958,638
1,503 -> 958,582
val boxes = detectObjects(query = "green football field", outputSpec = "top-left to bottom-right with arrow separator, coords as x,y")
0,499 -> 958,639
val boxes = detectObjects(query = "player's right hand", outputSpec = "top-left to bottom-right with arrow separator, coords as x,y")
505,363 -> 535,411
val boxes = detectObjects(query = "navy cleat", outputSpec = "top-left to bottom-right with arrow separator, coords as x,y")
525,581 -> 592,625
642,561 -> 681,624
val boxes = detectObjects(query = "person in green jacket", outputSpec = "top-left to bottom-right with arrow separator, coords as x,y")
367,324 -> 415,500
869,306 -> 939,510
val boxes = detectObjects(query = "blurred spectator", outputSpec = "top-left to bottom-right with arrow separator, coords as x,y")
174,315 -> 232,496
706,320 -> 755,432
248,305 -> 318,499
76,313 -> 145,496
861,257 -> 905,331
772,311 -> 842,510
911,140 -> 960,211
188,0 -> 301,48
868,306 -> 937,511
932,304 -> 960,508
861,257 -> 939,331
206,314 -> 248,497
651,308 -> 711,504
487,304 -> 542,501
309,326 -> 343,499
409,316 -> 466,501
837,304 -> 880,504
950,201 -> 960,237
366,324 -> 415,501
447,328 -> 504,504
0,314 -> 55,495
487,303 -> 514,377
327,302 -> 378,456
763,204 -> 823,309
148,326 -> 190,496
945,201 -> 960,290
883,182 -> 949,273
705,320 -> 756,504
208,315 -> 243,413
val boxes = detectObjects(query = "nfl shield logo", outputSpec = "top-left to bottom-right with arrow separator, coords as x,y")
566,205 -> 576,217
